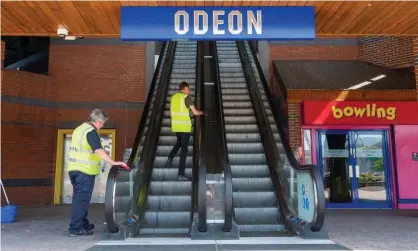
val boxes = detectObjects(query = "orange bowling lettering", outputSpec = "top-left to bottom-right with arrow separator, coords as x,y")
332,104 -> 396,120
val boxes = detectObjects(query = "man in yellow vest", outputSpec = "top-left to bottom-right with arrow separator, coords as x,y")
166,81 -> 204,181
67,109 -> 130,237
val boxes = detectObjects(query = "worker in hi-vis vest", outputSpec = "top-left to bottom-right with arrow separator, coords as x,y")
166,81 -> 205,181
67,109 -> 130,237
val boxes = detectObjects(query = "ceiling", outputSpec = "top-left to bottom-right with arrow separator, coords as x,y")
1,1 -> 417,37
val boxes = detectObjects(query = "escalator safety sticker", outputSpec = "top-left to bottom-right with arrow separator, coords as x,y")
302,184 -> 309,210
127,218 -> 136,224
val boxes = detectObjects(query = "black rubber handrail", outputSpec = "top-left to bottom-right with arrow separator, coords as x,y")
245,42 -> 325,232
210,41 -> 234,232
236,41 -> 324,236
194,41 -> 207,232
105,42 -> 168,233
118,42 -> 177,237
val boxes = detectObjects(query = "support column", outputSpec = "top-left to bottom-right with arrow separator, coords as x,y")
145,41 -> 156,96
257,41 -> 269,84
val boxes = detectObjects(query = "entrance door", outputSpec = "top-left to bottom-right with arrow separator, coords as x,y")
317,130 -> 392,208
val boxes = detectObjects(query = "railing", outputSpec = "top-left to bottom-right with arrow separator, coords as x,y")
105,42 -> 169,233
236,41 -> 325,236
210,41 -> 234,232
194,41 -> 207,232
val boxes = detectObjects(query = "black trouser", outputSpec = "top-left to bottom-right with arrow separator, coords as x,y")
168,132 -> 191,176
68,171 -> 95,233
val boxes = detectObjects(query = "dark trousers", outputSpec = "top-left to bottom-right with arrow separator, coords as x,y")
68,171 -> 95,233
168,132 -> 191,176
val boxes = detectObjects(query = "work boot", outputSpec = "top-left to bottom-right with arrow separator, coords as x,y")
177,175 -> 191,181
68,228 -> 93,237
85,223 -> 95,231
165,157 -> 173,168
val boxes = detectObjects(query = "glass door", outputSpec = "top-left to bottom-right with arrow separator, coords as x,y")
317,129 -> 393,208
352,131 -> 392,208
318,130 -> 354,207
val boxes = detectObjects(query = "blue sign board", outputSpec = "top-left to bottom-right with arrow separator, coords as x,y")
121,7 -> 315,41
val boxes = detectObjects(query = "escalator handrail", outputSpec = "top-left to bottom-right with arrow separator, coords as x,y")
211,41 -> 234,232
245,42 -> 325,231
195,41 -> 207,232
118,42 -> 177,236
105,41 -> 168,233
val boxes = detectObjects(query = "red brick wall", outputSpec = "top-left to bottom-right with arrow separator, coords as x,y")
49,44 -> 146,162
360,36 -> 414,68
1,70 -> 57,206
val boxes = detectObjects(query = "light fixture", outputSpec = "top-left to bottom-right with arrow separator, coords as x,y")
370,74 -> 386,81
345,81 -> 372,90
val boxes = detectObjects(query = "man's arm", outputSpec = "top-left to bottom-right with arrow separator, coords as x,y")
185,96 -> 203,115
87,131 -> 122,166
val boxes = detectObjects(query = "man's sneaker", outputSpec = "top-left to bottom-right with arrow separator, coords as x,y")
68,229 -> 93,237
85,223 -> 95,231
177,175 -> 191,181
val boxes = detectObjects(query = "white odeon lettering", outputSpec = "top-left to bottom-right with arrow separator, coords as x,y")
174,10 -> 262,35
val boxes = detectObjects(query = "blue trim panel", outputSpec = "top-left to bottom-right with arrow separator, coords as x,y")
2,179 -> 52,187
398,199 -> 418,204
1,95 -> 145,109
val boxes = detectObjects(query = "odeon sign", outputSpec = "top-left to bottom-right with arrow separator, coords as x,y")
121,7 -> 315,40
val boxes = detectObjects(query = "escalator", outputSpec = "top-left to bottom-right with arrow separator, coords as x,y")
140,40 -> 197,236
105,41 -> 201,238
215,41 -> 286,236
214,41 -> 326,238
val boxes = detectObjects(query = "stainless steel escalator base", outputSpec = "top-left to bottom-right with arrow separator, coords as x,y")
216,41 -> 288,236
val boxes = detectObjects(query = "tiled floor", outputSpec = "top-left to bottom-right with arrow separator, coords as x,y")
1,204 -> 417,251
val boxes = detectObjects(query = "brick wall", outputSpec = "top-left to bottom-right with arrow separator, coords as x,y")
360,36 -> 414,68
48,44 -> 146,162
1,43 -> 147,206
1,70 -> 57,206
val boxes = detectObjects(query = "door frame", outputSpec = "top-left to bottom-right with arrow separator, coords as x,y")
301,125 -> 397,209
53,129 -> 116,204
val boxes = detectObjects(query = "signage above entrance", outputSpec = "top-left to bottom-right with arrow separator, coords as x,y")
303,101 -> 418,125
120,7 -> 315,41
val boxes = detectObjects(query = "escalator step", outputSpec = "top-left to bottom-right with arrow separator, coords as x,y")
149,181 -> 192,195
152,168 -> 193,181
225,124 -> 259,133
230,165 -> 270,177
143,211 -> 190,228
232,178 -> 273,192
147,195 -> 192,211
154,156 -> 193,168
225,133 -> 262,143
233,191 -> 277,207
228,153 -> 266,165
227,143 -> 264,153
223,109 -> 254,116
234,207 -> 279,225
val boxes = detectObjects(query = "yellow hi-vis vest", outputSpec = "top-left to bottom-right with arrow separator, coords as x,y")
170,92 -> 192,133
67,123 -> 104,176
